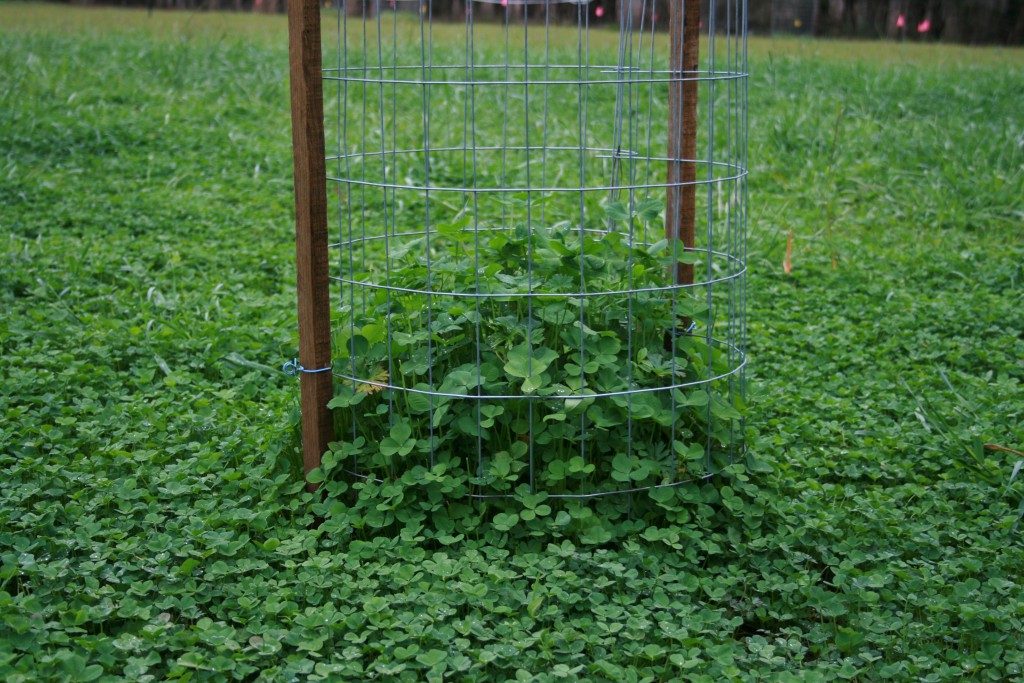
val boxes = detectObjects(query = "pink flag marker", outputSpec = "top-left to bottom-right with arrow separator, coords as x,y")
896,14 -> 905,29
918,18 -> 931,33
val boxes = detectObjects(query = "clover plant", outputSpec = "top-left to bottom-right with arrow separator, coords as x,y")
327,201 -> 744,526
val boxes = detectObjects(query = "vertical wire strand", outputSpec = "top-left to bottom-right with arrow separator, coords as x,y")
575,0 -> 589,496
390,4 -> 399,247
582,0 -> 592,497
467,1 -> 485,493
500,0 -> 511,230
667,0 -> 683,484
373,0 -> 397,481
644,1 -> 668,480
420,0 -> 436,469
623,0 -> 637,516
340,0 -> 360,474
634,0 -> 656,485
523,1 -> 536,495
540,0 -> 552,228
727,0 -> 738,467
724,0 -> 736,467
641,0 -> 657,246
704,0 -> 717,473
740,0 -> 749,458
360,3 -> 370,297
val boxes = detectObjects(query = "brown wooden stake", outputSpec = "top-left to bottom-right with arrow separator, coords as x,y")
288,0 -> 334,492
666,0 -> 700,289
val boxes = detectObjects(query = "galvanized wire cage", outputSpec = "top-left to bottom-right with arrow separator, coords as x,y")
323,0 -> 747,502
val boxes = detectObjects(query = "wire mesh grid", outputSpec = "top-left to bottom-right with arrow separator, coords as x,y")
324,0 -> 747,503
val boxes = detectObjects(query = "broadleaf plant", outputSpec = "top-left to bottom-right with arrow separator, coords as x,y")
329,213 -> 744,529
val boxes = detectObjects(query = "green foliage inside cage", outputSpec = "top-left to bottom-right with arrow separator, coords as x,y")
329,214 -> 743,518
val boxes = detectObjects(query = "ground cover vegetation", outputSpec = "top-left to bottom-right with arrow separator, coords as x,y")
330,216 -> 742,512
2,3 -> 1023,681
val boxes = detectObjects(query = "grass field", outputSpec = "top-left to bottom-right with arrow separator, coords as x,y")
2,3 -> 1023,681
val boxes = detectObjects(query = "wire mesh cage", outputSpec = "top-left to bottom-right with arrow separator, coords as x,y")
321,0 -> 747,505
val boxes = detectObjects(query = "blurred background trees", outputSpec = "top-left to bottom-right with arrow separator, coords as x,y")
64,0 -> 1024,45
770,0 -> 1023,44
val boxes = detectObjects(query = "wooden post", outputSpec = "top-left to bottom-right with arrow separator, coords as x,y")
288,0 -> 334,491
666,0 -> 700,289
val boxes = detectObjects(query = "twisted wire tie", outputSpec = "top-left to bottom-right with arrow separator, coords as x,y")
282,358 -> 333,376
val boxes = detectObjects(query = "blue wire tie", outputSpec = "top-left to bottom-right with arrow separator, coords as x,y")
282,358 -> 332,377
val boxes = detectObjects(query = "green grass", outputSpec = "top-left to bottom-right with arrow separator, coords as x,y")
2,3 -> 1023,681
